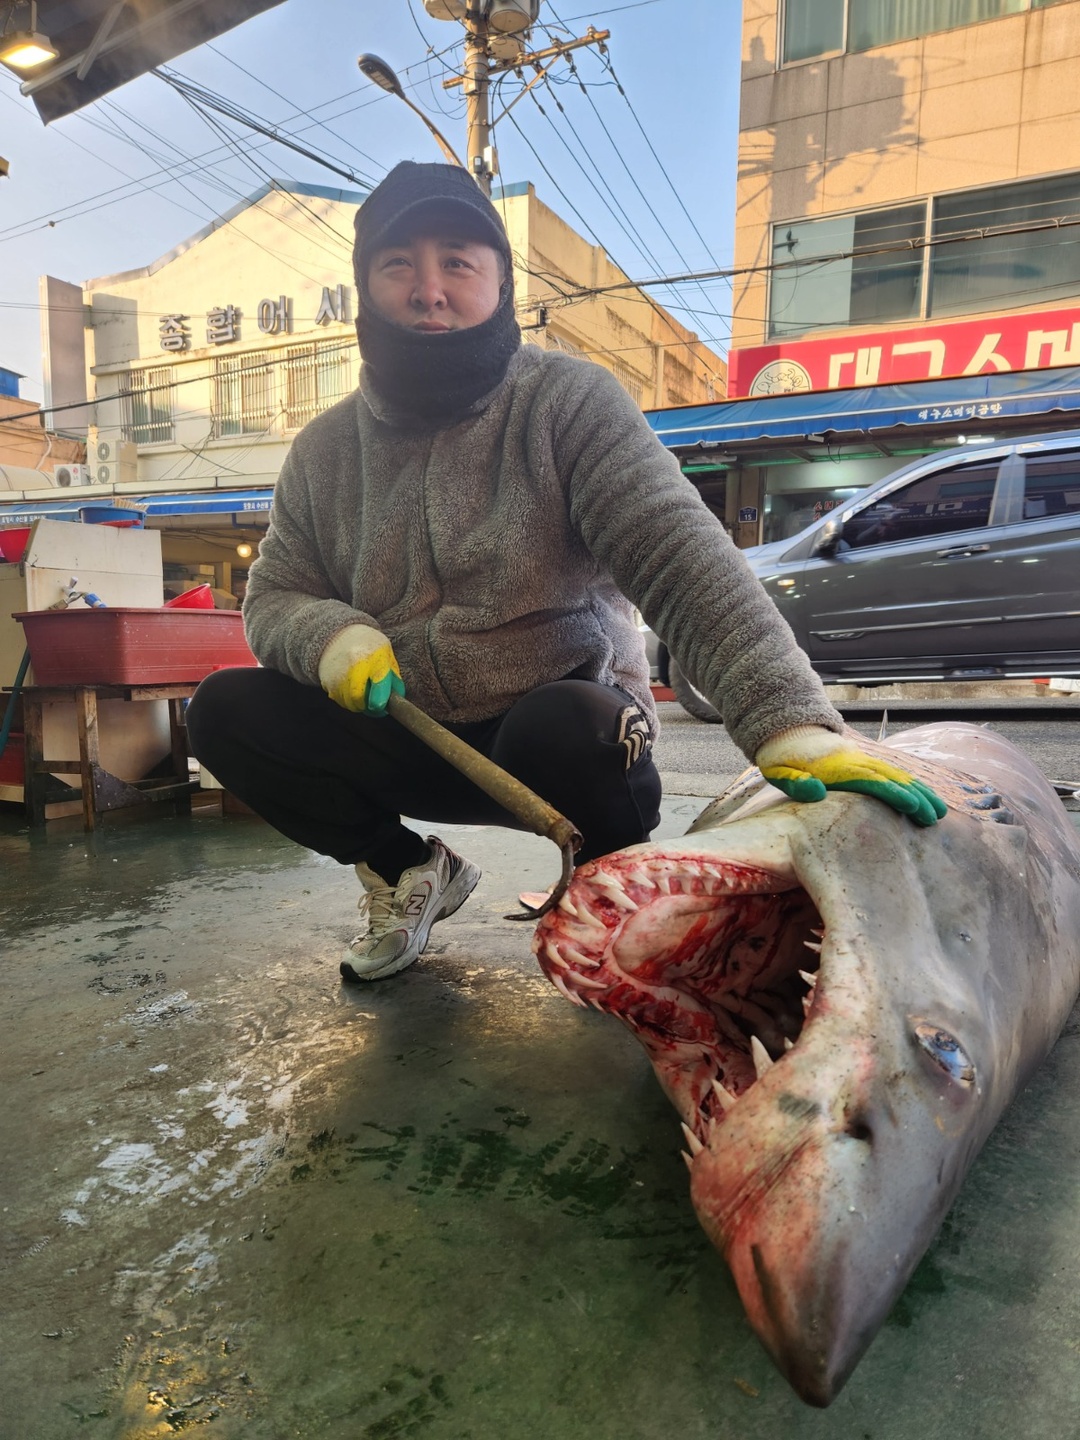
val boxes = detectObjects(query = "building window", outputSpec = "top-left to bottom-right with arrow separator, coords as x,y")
282,342 -> 352,431
212,353 -> 276,438
609,358 -> 645,404
769,205 -> 924,338
769,171 -> 1080,338
783,0 -> 844,62
783,0 -> 1050,64
929,172 -> 1080,316
119,366 -> 174,444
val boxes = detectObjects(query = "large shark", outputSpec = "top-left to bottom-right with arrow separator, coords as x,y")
533,723 -> 1080,1406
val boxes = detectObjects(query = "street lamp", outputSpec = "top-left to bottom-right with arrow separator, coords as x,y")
0,2 -> 57,71
357,54 -> 466,170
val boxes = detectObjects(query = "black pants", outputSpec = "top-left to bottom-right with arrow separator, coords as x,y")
185,668 -> 662,868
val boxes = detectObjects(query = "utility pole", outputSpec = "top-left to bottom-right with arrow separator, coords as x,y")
463,4 -> 493,194
445,19 -> 611,196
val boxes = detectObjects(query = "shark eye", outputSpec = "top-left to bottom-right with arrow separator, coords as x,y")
913,1022 -> 975,1086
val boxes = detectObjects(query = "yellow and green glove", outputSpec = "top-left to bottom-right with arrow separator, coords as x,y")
755,725 -> 947,827
317,624 -> 405,717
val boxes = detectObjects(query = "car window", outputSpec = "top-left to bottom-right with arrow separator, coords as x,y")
1023,451 -> 1080,519
839,460 -> 999,550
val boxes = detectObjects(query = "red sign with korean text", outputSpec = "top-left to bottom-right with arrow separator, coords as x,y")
727,306 -> 1080,399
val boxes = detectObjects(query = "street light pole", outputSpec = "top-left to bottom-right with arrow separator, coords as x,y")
357,53 -> 467,170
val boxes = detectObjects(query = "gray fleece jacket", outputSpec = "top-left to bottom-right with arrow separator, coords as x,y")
243,344 -> 843,760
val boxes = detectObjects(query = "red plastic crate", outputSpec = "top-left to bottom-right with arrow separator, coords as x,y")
13,608 -> 258,685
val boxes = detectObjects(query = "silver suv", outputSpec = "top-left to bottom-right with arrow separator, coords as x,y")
744,431 -> 1080,685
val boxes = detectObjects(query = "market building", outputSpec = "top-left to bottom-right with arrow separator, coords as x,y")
649,0 -> 1080,547
0,178 -> 724,598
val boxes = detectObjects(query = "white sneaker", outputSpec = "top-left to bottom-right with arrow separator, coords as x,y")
341,836 -> 481,982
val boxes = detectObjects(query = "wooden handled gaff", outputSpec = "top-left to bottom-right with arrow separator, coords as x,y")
385,692 -> 582,921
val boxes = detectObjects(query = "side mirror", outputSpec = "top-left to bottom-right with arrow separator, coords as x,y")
813,516 -> 843,557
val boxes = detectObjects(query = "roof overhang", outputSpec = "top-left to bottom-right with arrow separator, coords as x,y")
13,0 -> 287,124
645,366 -> 1080,467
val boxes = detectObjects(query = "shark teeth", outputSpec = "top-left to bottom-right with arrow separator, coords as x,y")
711,1078 -> 738,1112
798,969 -> 818,988
803,939 -> 822,954
681,1121 -> 704,1156
750,1035 -> 774,1079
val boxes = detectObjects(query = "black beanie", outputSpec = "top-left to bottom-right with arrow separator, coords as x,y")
352,162 -> 520,426
353,161 -> 514,292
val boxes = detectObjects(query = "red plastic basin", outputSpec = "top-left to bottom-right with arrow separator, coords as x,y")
13,608 -> 257,685
0,527 -> 31,563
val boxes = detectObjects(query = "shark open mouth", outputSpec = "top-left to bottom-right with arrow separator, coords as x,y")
533,851 -> 824,1142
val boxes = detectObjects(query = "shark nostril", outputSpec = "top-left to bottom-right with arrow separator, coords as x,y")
845,1118 -> 872,1144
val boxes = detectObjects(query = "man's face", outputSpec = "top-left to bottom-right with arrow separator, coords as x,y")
366,233 -> 503,332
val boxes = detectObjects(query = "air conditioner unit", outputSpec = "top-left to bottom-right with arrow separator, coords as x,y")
54,463 -> 92,487
87,433 -> 138,486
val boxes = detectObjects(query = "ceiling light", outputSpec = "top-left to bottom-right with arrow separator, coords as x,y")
236,542 -> 253,559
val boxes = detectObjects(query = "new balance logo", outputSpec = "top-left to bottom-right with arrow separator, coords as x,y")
402,886 -> 430,917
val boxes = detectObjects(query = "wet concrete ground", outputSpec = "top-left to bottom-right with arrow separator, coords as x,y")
3,721 -> 1080,1439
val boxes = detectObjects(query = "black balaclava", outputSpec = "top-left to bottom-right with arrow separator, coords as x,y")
353,161 -> 521,425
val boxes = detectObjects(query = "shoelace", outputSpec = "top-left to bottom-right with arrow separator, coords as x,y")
356,881 -> 401,938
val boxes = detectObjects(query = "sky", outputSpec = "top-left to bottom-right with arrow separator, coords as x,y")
0,0 -> 742,404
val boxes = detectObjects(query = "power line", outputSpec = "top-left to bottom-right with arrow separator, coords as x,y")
542,27 -> 730,340
154,67 -> 378,189
542,210 -> 1080,302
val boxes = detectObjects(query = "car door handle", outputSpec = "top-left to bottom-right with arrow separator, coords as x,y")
936,543 -> 991,557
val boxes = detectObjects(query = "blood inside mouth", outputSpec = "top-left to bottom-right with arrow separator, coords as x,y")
534,854 -> 824,1133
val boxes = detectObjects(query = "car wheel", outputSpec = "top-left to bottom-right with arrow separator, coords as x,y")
669,660 -> 722,724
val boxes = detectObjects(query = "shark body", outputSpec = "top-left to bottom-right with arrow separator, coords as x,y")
534,723 -> 1080,1404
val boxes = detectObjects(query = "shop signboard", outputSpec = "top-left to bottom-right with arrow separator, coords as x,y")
728,305 -> 1080,399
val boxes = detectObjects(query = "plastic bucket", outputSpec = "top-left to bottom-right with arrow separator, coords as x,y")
79,505 -> 145,527
0,527 -> 31,563
164,583 -> 215,610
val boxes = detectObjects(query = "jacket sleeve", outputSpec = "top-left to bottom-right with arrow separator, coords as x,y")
550,362 -> 844,760
242,437 -> 380,685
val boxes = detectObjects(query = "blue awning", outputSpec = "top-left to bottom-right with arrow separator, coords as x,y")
0,487 -> 273,525
644,365 -> 1080,449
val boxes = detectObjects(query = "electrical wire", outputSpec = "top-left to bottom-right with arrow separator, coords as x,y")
540,30 -> 731,341
204,41 -> 386,173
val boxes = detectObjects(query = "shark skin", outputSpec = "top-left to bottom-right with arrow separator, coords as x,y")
533,724 -> 1080,1406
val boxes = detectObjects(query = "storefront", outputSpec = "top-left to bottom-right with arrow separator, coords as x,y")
650,363 -> 1080,548
0,487 -> 270,604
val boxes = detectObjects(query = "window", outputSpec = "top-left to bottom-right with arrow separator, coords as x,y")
769,171 -> 1080,337
282,342 -> 351,430
783,0 -> 844,61
840,461 -> 998,548
1023,452 -> 1080,519
930,173 -> 1080,316
769,205 -> 924,338
611,358 -> 645,404
212,353 -> 275,438
119,366 -> 174,444
783,0 -> 1046,63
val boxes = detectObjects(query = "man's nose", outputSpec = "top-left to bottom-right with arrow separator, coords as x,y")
410,263 -> 447,310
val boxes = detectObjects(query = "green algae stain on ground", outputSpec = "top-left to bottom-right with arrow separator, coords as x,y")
326,1362 -> 451,1438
